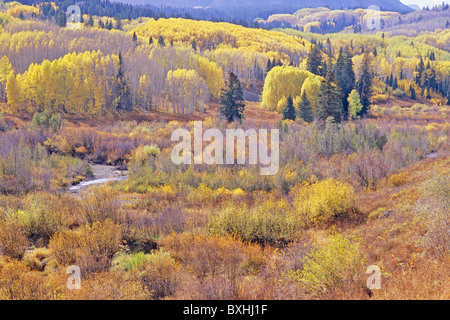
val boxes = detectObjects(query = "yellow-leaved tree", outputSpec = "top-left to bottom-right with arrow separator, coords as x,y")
165,69 -> 208,114
261,66 -> 313,112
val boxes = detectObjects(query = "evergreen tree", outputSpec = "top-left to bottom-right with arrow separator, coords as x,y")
410,86 -> 416,100
319,59 -> 328,77
149,37 -> 153,45
220,73 -> 245,123
86,15 -> 94,27
115,16 -> 122,30
132,32 -> 137,43
315,70 -> 343,123
54,10 -> 66,27
392,77 -> 398,90
298,91 -> 313,123
307,45 -> 322,76
18,11 -> 25,20
282,94 -> 296,121
334,47 -> 355,119
416,57 -> 425,86
158,35 -> 165,47
356,52 -> 373,117
115,52 -> 132,111
446,87 -> 450,105
266,59 -> 272,73
192,39 -> 197,51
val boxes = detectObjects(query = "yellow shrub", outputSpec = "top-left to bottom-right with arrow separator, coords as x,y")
388,171 -> 410,187
214,187 -> 233,199
292,232 -> 366,294
186,183 -> 216,205
292,178 -> 356,226
208,198 -> 298,245
232,188 -> 246,198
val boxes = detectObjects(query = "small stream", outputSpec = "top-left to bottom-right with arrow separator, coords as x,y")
68,164 -> 128,192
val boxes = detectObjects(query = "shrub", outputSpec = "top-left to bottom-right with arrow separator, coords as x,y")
22,247 -> 51,271
416,174 -> 450,259
113,250 -> 183,299
49,220 -> 122,272
0,113 -> 8,132
388,171 -> 410,187
292,232 -> 366,294
0,220 -> 29,259
13,193 -> 67,243
48,230 -> 80,266
0,260 -> 48,300
393,89 -> 404,97
292,178 -> 357,226
208,198 -> 298,245
79,186 -> 120,223
161,233 -> 247,292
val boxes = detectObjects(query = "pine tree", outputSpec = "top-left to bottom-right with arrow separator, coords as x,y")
54,10 -> 66,27
410,86 -> 416,99
158,35 -> 165,47
115,16 -> 122,30
18,11 -> 25,20
115,52 -> 131,111
334,47 -> 355,119
446,87 -> 450,105
149,37 -> 153,45
307,45 -> 322,75
192,39 -> 197,51
315,71 -> 343,123
282,94 -> 296,121
266,59 -> 272,73
356,52 -> 373,117
298,91 -> 313,123
320,59 -> 328,77
220,72 -> 245,123
86,15 -> 94,27
416,57 -> 425,86
132,32 -> 137,43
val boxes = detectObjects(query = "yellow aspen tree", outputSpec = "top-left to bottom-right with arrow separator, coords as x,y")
261,66 -> 312,112
0,56 -> 12,103
5,71 -> 20,114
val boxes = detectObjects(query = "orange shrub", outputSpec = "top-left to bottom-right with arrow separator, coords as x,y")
0,220 -> 29,259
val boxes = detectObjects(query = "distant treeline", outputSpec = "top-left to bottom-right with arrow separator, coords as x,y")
5,0 -> 305,28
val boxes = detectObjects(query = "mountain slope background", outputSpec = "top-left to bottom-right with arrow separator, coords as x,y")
118,0 -> 414,13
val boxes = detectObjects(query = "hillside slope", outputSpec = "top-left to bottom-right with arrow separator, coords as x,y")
130,0 -> 413,12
